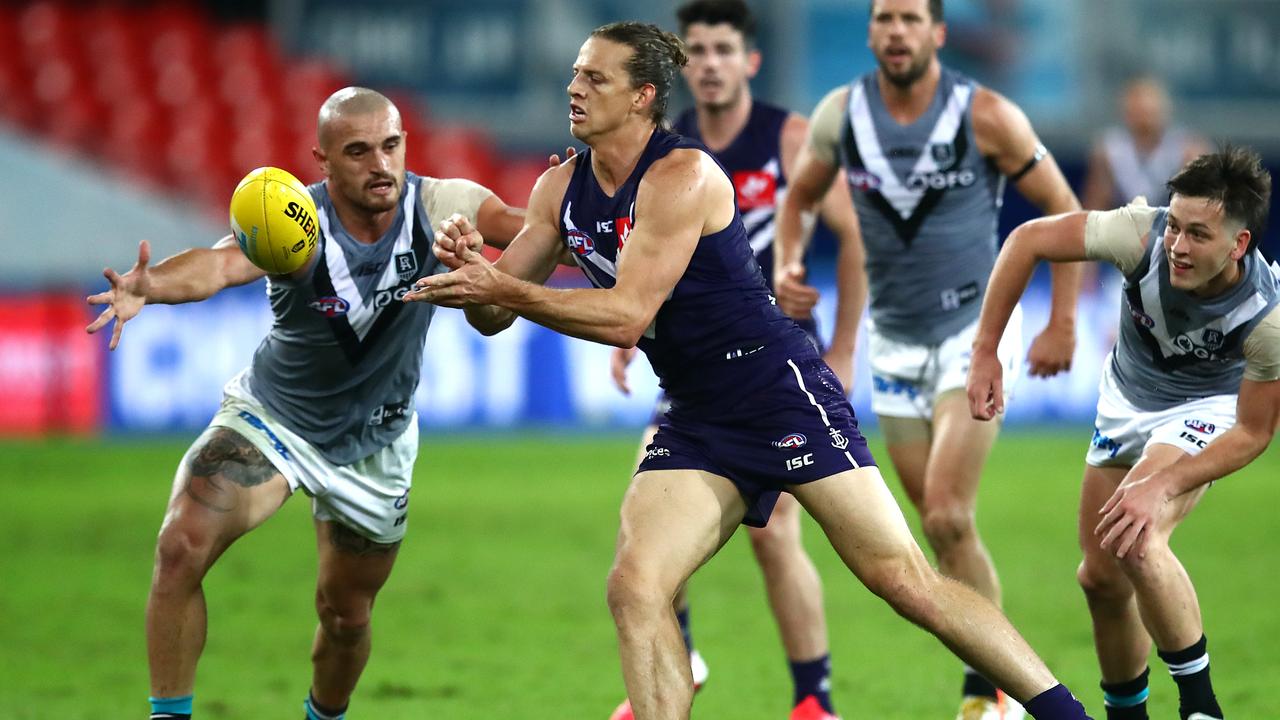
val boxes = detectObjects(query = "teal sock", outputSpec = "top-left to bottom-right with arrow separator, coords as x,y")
149,694 -> 193,719
304,692 -> 347,720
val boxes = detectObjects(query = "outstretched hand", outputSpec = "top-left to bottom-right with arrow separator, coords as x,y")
86,240 -> 152,350
774,261 -> 820,320
405,217 -> 504,307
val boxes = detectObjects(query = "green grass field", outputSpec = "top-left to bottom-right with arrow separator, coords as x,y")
2,432 -> 1277,719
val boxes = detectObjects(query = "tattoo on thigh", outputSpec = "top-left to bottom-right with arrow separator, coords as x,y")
328,521 -> 399,556
181,430 -> 278,511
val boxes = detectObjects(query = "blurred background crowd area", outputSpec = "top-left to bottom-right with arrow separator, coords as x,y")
2,0 -> 1279,437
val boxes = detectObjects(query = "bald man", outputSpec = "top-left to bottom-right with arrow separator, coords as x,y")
87,87 -> 525,720
1083,77 -> 1208,211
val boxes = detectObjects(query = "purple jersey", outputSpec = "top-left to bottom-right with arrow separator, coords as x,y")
559,129 -> 815,414
672,102 -> 820,340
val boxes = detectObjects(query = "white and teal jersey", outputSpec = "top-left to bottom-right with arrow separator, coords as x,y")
244,173 -> 486,465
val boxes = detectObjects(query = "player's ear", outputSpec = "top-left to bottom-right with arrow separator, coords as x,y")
745,49 -> 762,79
1231,228 -> 1251,261
933,20 -> 947,49
634,83 -> 657,116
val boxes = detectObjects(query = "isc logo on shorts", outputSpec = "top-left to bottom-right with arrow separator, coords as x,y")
785,453 -> 815,471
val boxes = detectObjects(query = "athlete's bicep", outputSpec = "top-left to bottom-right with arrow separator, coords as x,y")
1083,204 -> 1158,274
806,87 -> 847,168
974,89 -> 1077,214
613,153 -> 717,319
1009,212 -> 1092,263
1243,305 -> 1280,383
474,195 -> 526,249
211,235 -> 270,286
492,165 -> 573,284
1234,377 -> 1280,441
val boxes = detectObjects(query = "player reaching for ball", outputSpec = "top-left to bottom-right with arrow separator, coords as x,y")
86,87 -> 525,720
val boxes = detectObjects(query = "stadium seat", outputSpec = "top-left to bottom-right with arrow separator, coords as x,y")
0,0 -> 524,223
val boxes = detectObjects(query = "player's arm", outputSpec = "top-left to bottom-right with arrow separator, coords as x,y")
474,195 -> 526,249
1097,311 -> 1280,558
974,87 -> 1084,377
968,205 -> 1153,419
775,88 -> 847,321
86,237 -> 267,350
409,150 -> 716,347
420,176 -> 525,250
415,164 -> 575,334
777,110 -> 867,388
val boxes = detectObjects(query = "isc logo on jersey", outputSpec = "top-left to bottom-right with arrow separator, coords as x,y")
906,169 -> 976,191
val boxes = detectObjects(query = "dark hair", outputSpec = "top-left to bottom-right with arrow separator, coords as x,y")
676,0 -> 757,46
590,21 -> 688,124
869,0 -> 944,22
1167,145 -> 1272,248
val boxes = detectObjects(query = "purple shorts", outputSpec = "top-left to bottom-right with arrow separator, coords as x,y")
638,356 -> 875,527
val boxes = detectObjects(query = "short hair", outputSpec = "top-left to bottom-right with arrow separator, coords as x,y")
870,0 -> 944,22
316,87 -> 400,146
676,0 -> 757,46
590,22 -> 688,124
1167,145 -> 1272,248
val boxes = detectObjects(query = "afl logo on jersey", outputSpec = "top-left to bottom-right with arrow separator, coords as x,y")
566,229 -> 595,257
309,296 -> 350,317
733,170 -> 777,211
847,169 -> 882,191
773,433 -> 808,451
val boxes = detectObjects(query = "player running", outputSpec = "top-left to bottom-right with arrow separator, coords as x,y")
968,147 -> 1277,720
407,21 -> 1092,720
606,3 -> 863,718
775,2 -> 1083,715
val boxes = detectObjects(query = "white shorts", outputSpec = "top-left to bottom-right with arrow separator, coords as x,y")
868,306 -> 1023,419
207,371 -> 418,544
1086,363 -> 1236,468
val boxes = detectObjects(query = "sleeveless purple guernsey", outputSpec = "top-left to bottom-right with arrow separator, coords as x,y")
672,102 -> 820,340
558,128 -> 816,414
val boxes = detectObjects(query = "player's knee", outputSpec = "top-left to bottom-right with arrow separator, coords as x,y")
153,520 -> 217,587
315,590 -> 372,646
1076,558 -> 1131,604
860,554 -> 943,627
921,503 -> 976,553
747,521 -> 797,565
1114,543 -> 1166,582
606,561 -> 667,622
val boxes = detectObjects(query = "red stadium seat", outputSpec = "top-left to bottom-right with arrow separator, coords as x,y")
492,157 -> 547,208
0,2 -> 519,222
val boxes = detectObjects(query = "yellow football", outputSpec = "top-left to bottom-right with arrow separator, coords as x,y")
229,167 -> 320,274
